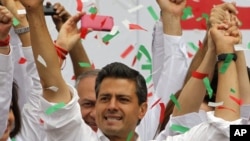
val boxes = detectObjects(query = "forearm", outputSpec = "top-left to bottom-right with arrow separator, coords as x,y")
161,11 -> 182,36
173,48 -> 216,116
69,40 -> 91,78
235,51 -> 250,104
26,7 -> 70,103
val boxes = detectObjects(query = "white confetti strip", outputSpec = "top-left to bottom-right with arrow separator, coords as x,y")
37,55 -> 47,67
109,26 -> 119,35
17,9 -> 26,15
128,4 -> 144,13
122,19 -> 131,29
234,44 -> 249,51
208,101 -> 224,107
46,86 -> 59,92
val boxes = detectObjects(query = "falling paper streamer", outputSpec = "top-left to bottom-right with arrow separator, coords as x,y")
121,45 -> 134,58
128,4 -> 144,13
129,24 -> 147,31
110,26 -> 119,35
71,75 -> 76,80
217,106 -> 236,113
192,71 -> 208,79
203,77 -> 213,99
126,131 -> 133,141
147,92 -> 153,97
170,94 -> 181,111
122,19 -> 131,29
229,95 -> 243,105
182,6 -> 193,20
78,62 -> 91,67
188,42 -> 199,52
150,98 -> 161,109
138,45 -> 152,62
18,57 -> 27,64
170,124 -> 190,133
219,54 -> 234,74
145,74 -> 152,84
11,138 -> 16,141
234,44 -> 248,51
159,103 -> 165,124
208,101 -> 224,107
46,86 -> 59,92
141,64 -> 152,71
230,88 -> 236,94
102,31 -> 120,43
89,7 -> 97,14
45,102 -> 65,115
147,6 -> 159,21
17,9 -> 26,15
37,55 -> 47,67
12,17 -> 20,26
76,0 -> 83,11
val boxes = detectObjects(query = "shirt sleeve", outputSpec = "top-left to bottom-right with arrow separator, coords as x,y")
39,84 -> 97,141
0,49 -> 14,137
240,104 -> 250,121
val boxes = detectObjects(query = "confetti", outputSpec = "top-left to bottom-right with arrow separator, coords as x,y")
89,7 -> 97,14
170,94 -> 181,111
217,106 -> 236,113
147,92 -> 153,97
102,31 -> 120,43
129,24 -> 147,31
203,77 -> 213,99
122,19 -> 131,29
12,17 -> 20,26
147,6 -> 159,21
78,62 -> 91,67
138,45 -> 151,62
229,95 -> 243,105
17,9 -> 26,15
128,5 -> 144,13
208,101 -> 224,107
121,45 -> 134,58
109,26 -> 119,35
11,138 -> 16,141
37,55 -> 47,67
159,103 -> 165,124
18,57 -> 27,64
80,27 -> 88,39
45,102 -> 65,115
76,0 -> 83,11
182,6 -> 193,20
126,131 -> 133,141
230,88 -> 236,93
192,71 -> 208,79
46,86 -> 59,92
141,64 -> 152,71
219,54 -> 234,74
188,42 -> 199,52
150,98 -> 161,109
170,124 -> 190,133
71,75 -> 76,80
145,74 -> 152,84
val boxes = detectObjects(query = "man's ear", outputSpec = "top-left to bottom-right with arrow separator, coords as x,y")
138,102 -> 147,119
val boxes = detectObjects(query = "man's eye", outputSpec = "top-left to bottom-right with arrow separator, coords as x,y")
81,102 -> 94,108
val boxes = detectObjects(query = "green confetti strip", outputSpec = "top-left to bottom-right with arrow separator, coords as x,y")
12,17 -> 20,26
170,94 -> 181,111
170,124 -> 190,133
230,88 -> 236,94
102,31 -> 120,43
147,6 -> 159,21
89,7 -> 97,14
45,102 -> 65,115
219,54 -> 234,74
141,64 -> 152,70
138,45 -> 152,62
203,77 -> 213,99
188,42 -> 199,52
78,62 -> 91,67
248,42 -> 250,50
126,131 -> 133,141
136,51 -> 143,61
201,13 -> 209,23
182,6 -> 193,20
145,74 -> 152,84
11,138 -> 16,141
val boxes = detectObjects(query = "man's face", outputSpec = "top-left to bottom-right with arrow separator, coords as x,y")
77,76 -> 97,131
95,77 -> 147,138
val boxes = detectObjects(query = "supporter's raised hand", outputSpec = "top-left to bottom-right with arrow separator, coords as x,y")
0,5 -> 12,40
56,12 -> 84,52
46,2 -> 71,31
156,0 -> 186,16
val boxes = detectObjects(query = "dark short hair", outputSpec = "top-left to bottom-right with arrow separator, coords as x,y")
95,62 -> 147,105
75,69 -> 101,88
10,81 -> 21,138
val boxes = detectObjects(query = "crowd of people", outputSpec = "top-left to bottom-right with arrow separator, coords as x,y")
0,0 -> 249,141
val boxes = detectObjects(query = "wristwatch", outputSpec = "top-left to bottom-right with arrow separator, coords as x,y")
14,26 -> 30,34
217,53 -> 237,62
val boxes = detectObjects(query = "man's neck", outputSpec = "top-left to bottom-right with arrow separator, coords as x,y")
108,132 -> 138,141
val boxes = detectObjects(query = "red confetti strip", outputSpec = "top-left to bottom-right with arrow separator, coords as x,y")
229,95 -> 243,105
131,56 -> 137,66
147,92 -> 153,97
192,71 -> 208,79
198,40 -> 203,49
187,52 -> 193,58
94,34 -> 98,39
129,24 -> 147,31
91,63 -> 95,69
121,45 -> 134,58
147,83 -> 154,89
71,75 -> 76,80
150,98 -> 161,109
217,106 -> 236,113
76,0 -> 83,12
18,57 -> 27,64
39,118 -> 44,124
81,28 -> 88,39
159,103 -> 165,124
